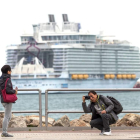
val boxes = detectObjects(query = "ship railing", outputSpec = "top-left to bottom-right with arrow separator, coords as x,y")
0,89 -> 43,131
45,88 -> 140,130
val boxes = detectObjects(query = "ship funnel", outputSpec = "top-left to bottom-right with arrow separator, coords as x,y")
62,14 -> 69,22
48,14 -> 55,22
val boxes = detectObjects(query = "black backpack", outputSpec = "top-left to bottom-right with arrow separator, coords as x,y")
101,95 -> 123,115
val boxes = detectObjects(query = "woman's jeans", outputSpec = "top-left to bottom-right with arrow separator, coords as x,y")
2,103 -> 12,133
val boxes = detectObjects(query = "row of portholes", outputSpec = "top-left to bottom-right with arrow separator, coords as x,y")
104,74 -> 136,79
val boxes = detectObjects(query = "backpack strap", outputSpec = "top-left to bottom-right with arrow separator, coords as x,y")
99,95 -> 108,107
4,78 -> 9,89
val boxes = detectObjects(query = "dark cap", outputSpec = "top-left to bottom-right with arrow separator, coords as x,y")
1,65 -> 11,74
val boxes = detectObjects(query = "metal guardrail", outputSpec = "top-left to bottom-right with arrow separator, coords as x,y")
1,88 -> 140,131
47,110 -> 140,113
0,89 -> 42,128
45,88 -> 140,129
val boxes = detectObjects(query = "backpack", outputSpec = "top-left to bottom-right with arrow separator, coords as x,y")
101,95 -> 123,115
2,78 -> 18,103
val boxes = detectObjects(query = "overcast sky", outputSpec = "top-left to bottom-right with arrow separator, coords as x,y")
0,0 -> 140,74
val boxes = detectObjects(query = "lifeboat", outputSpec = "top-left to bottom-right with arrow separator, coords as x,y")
104,74 -> 110,79
131,74 -> 136,79
83,74 -> 89,79
122,74 -> 126,79
71,74 -> 78,79
126,74 -> 131,79
110,74 -> 115,79
78,75 -> 84,79
117,74 -> 122,79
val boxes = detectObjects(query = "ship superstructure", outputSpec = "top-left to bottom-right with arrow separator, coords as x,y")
6,14 -> 140,93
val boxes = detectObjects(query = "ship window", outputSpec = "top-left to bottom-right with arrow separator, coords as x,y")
36,75 -> 47,78
21,75 -> 34,78
11,75 -> 19,78
57,36 -> 62,40
79,35 -> 95,41
73,35 -> 79,40
42,36 -> 45,41
52,36 -> 56,40
42,35 -> 91,41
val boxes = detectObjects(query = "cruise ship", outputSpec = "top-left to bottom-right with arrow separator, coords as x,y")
6,14 -> 140,93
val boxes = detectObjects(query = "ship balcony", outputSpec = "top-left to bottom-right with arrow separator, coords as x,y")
6,53 -> 16,56
6,51 -> 17,53
11,74 -> 48,79
53,58 -> 67,61
66,55 -> 100,58
7,61 -> 16,64
53,56 -> 67,58
53,62 -> 66,65
67,52 -> 100,56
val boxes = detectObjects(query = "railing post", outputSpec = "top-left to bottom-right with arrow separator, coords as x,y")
39,89 -> 42,128
45,90 -> 48,129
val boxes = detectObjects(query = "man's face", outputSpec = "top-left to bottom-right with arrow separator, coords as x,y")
89,92 -> 97,102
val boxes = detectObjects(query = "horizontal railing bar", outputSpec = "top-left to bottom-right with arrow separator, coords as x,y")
18,89 -> 40,91
47,110 -> 140,113
48,111 -> 84,113
46,88 -> 140,91
0,110 -> 39,113
122,111 -> 140,113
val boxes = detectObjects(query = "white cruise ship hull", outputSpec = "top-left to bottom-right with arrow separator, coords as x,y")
12,78 -> 138,94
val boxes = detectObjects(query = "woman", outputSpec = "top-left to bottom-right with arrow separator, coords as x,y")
0,65 -> 18,137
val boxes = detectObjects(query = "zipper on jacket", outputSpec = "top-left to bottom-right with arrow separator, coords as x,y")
96,95 -> 104,111
97,100 -> 103,110
102,105 -> 105,110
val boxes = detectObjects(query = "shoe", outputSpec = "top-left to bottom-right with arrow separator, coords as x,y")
99,131 -> 104,135
1,133 -> 13,137
99,128 -> 105,135
103,131 -> 112,136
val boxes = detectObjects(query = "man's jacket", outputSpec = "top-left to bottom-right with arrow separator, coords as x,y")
82,95 -> 118,121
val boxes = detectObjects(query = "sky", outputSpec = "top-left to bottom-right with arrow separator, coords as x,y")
0,0 -> 140,74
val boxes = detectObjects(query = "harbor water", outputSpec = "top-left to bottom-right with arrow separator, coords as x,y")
0,91 -> 140,120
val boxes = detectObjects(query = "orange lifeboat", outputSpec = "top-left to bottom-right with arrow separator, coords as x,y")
126,74 -> 131,79
78,75 -> 84,79
131,74 -> 136,79
71,75 -> 78,79
104,74 -> 110,79
83,74 -> 89,79
110,74 -> 115,79
122,75 -> 126,79
117,74 -> 122,79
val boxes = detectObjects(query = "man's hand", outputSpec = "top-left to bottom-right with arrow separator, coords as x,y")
82,96 -> 85,103
101,110 -> 106,114
15,90 -> 17,95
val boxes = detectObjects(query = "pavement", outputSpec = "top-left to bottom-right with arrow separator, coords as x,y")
1,130 -> 140,140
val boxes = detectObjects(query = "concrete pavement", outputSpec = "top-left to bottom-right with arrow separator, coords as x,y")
1,130 -> 140,140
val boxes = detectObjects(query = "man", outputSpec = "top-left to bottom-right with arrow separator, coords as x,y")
0,65 -> 18,137
82,90 -> 118,135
